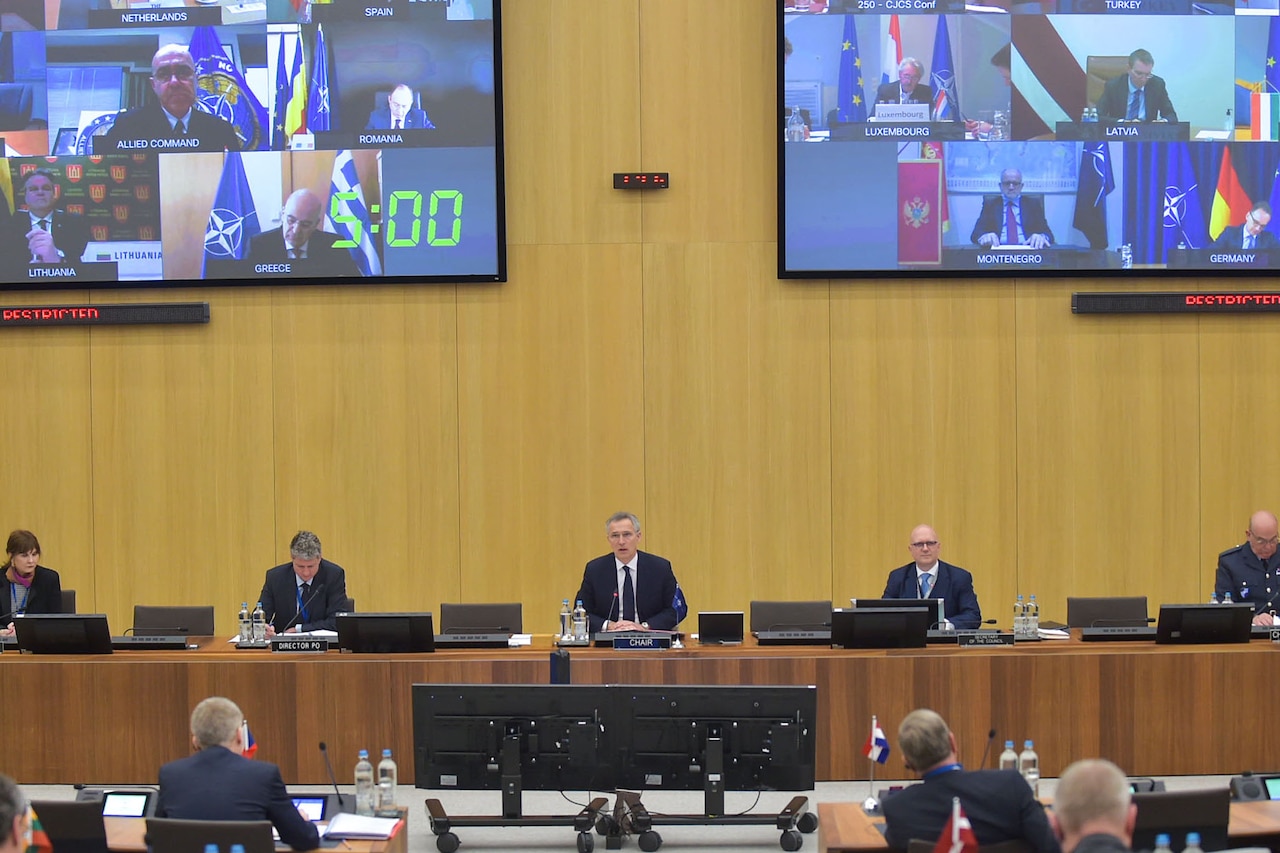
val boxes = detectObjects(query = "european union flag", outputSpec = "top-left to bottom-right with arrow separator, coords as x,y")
672,583 -> 689,624
307,23 -> 332,133
929,16 -> 958,122
271,33 -> 289,151
1268,17 -> 1280,95
1162,142 -> 1206,256
1073,142 -> 1114,249
190,26 -> 269,151
202,151 -> 260,276
836,15 -> 866,123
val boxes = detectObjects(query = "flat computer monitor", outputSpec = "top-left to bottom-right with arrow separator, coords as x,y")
831,607 -> 930,649
1155,603 -> 1253,645
697,611 -> 745,644
850,597 -> 944,627
437,602 -> 522,634
13,613 -> 113,654
336,612 -> 435,653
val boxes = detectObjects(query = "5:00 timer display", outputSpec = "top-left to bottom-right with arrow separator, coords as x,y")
329,189 -> 465,249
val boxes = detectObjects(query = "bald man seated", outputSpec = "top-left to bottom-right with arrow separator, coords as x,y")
1050,759 -> 1137,853
1216,509 -> 1280,625
882,524 -> 982,629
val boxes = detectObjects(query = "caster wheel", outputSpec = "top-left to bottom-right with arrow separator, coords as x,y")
436,831 -> 460,853
638,830 -> 663,852
797,812 -> 819,833
780,828 -> 804,851
595,815 -> 617,835
578,830 -> 595,853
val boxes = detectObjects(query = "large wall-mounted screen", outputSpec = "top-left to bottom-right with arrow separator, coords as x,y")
0,0 -> 504,289
779,1 -> 1279,278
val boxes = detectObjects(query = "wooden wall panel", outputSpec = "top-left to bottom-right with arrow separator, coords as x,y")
1014,278 -> 1201,623
830,280 -> 1017,618
642,242 -> 833,612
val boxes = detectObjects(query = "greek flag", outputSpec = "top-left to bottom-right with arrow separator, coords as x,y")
325,149 -> 380,276
190,26 -> 269,151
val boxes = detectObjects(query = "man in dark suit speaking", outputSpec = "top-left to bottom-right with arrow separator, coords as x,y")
0,168 -> 89,266
1096,49 -> 1177,123
971,168 -> 1053,251
156,696 -> 320,851
1212,201 -> 1279,250
874,58 -> 935,111
258,530 -> 349,636
575,512 -> 684,632
247,189 -> 359,275
365,84 -> 435,130
882,524 -> 982,630
101,45 -> 241,153
882,709 -> 1060,853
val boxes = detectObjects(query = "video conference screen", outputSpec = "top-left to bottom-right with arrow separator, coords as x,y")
779,0 -> 1280,278
0,0 -> 504,290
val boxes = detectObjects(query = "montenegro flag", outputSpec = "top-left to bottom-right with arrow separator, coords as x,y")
1209,147 -> 1251,240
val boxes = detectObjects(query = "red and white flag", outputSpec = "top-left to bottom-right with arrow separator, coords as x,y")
932,797 -> 978,853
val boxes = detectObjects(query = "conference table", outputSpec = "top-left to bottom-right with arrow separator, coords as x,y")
816,800 -> 1280,852
3,632 -> 1278,785
103,816 -> 407,853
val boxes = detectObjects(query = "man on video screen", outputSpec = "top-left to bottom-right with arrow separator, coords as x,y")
0,168 -> 89,266
1096,49 -> 1177,123
971,168 -> 1053,250
102,44 -> 241,152
365,84 -> 435,130
248,189 -> 359,275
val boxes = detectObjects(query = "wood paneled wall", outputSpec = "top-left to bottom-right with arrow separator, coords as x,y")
0,0 -> 1273,635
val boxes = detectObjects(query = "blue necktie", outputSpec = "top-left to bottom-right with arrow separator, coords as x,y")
1126,90 -> 1141,121
622,567 -> 636,622
297,583 -> 310,622
919,573 -> 933,598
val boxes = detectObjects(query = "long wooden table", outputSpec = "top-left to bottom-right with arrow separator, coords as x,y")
4,633 -> 1279,785
817,800 -> 1280,852
103,816 -> 408,853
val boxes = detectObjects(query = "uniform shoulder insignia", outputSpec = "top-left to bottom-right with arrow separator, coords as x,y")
1220,543 -> 1246,558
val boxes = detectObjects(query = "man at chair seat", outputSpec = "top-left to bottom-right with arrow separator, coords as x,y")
156,696 -> 319,851
881,709 -> 1059,852
1050,759 -> 1136,853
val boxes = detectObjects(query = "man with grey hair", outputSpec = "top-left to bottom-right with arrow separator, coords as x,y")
156,697 -> 319,851
101,44 -> 240,152
0,774 -> 29,853
1050,759 -> 1136,853
259,530 -> 349,636
575,511 -> 683,633
882,709 -> 1059,852
875,57 -> 934,108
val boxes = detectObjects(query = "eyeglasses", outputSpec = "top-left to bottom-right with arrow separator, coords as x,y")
910,540 -> 939,549
153,65 -> 195,82
1251,534 -> 1280,547
1001,180 -> 1023,187
1130,71 -> 1153,80
608,531 -> 638,542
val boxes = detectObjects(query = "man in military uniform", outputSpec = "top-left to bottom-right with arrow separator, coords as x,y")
1216,510 -> 1280,626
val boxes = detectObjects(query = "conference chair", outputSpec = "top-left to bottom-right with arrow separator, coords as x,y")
0,83 -> 34,131
29,799 -> 109,853
1066,595 -> 1149,628
132,604 -> 215,636
61,588 -> 77,614
144,818 -> 274,853
908,841 -> 1033,853
439,601 -> 522,633
749,600 -> 832,634
1132,788 -> 1230,852
1085,55 -> 1132,110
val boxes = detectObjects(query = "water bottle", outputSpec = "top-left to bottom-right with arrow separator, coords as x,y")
238,601 -> 250,642
1208,591 -> 1220,605
787,107 -> 806,143
1224,109 -> 1234,133
572,599 -> 588,640
1153,834 -> 1173,853
998,740 -> 1018,772
1018,739 -> 1040,797
559,598 -> 571,640
1224,591 -> 1234,604
1027,594 -> 1040,635
1120,244 -> 1133,269
251,601 -> 266,643
1014,594 -> 1026,639
354,749 -> 375,816
1184,832 -> 1203,853
376,748 -> 398,816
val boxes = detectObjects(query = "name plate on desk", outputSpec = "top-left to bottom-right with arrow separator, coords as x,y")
271,637 -> 329,653
612,633 -> 672,651
958,632 -> 1015,647
1055,121 -> 1189,142
1271,628 -> 1280,644
832,121 -> 965,142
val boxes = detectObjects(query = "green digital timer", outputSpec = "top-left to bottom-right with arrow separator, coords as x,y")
329,189 -> 465,249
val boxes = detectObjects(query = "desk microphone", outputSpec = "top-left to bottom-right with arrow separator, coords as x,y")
604,592 -> 619,631
978,728 -> 996,769
765,622 -> 832,631
1089,617 -> 1155,628
279,583 -> 327,634
443,626 -> 510,634
319,742 -> 347,812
